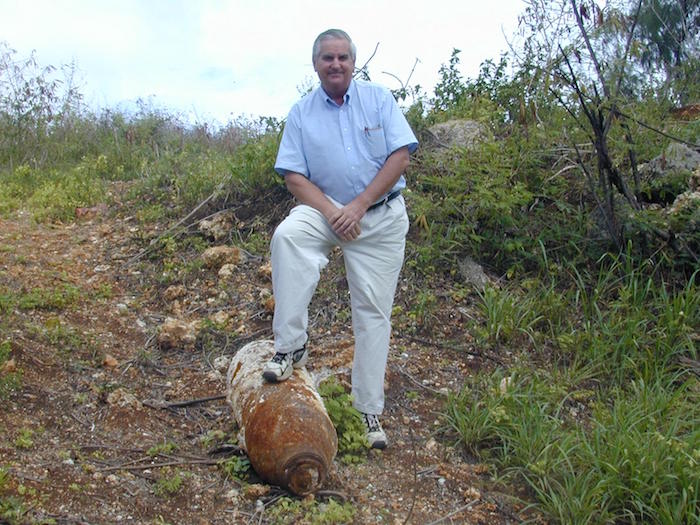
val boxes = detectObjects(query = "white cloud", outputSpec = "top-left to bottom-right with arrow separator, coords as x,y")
0,0 -> 526,123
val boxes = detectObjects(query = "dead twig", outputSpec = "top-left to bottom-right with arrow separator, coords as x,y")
98,458 -> 220,472
142,394 -> 226,410
402,423 -> 419,525
395,365 -> 444,396
125,188 -> 221,265
424,500 -> 478,525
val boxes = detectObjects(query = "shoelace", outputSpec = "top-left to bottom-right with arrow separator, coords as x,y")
364,414 -> 382,433
270,352 -> 289,364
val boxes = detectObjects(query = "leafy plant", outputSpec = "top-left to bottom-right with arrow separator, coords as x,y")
0,340 -> 22,399
219,456 -> 251,482
318,377 -> 369,463
153,469 -> 184,497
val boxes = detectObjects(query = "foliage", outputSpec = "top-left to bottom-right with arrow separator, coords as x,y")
1,25 -> 698,523
318,377 -> 369,463
265,496 -> 356,525
219,456 -> 251,482
447,257 -> 699,523
0,340 -> 22,399
153,469 -> 185,497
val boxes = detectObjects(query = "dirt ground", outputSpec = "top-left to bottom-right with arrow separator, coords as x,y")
0,199 -> 528,524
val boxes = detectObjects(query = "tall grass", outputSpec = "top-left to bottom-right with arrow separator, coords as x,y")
447,258 -> 699,523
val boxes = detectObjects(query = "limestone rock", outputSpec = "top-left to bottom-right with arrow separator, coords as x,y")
458,257 -> 489,290
102,354 -> 119,368
163,285 -> 186,302
198,214 -> 232,241
202,246 -> 242,270
640,143 -> 700,180
107,388 -> 142,409
157,317 -> 200,350
427,119 -> 491,149
218,263 -> 236,279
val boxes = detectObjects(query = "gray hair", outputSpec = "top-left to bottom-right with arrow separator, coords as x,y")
312,29 -> 356,65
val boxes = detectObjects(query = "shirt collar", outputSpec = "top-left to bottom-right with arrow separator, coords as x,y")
322,79 -> 355,107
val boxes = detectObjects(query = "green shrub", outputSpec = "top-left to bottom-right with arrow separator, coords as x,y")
318,377 -> 369,463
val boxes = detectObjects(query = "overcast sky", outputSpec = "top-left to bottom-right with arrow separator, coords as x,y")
1,0 -> 526,125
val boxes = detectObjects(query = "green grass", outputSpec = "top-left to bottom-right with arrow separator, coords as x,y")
446,261 -> 699,523
0,340 -> 22,399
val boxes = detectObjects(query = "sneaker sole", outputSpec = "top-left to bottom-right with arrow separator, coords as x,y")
262,366 -> 293,382
370,439 -> 387,450
292,352 -> 308,368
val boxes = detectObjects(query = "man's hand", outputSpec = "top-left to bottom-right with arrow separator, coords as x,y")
328,200 -> 367,241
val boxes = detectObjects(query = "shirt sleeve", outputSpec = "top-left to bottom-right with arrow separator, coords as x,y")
274,104 -> 309,177
381,89 -> 418,155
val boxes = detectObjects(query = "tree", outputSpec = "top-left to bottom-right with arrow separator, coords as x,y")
636,0 -> 700,103
512,0 -> 697,263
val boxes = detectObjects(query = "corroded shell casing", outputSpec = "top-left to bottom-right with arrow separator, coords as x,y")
226,340 -> 337,495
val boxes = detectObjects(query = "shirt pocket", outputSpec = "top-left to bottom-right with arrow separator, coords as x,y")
362,125 -> 387,159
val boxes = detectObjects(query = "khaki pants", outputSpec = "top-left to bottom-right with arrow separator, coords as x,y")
270,195 -> 408,414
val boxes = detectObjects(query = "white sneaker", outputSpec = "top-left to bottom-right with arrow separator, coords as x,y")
362,413 -> 388,449
262,347 -> 308,382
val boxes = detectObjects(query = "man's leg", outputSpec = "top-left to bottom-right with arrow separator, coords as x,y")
342,197 -> 409,415
270,205 -> 336,355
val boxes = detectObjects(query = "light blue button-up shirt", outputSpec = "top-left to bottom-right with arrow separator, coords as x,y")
274,79 -> 418,205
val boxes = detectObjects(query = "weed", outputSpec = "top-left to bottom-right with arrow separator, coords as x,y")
265,496 -> 356,525
200,429 -> 226,449
94,283 -> 113,300
16,283 -> 81,311
153,469 -> 184,497
318,377 -> 369,464
147,442 -> 177,457
13,428 -> 34,450
219,456 -> 251,482
40,318 -> 87,356
0,340 -> 22,399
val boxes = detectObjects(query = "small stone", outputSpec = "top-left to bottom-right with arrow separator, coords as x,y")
244,484 -> 270,499
257,262 -> 272,280
210,311 -> 230,326
202,246 -> 242,270
106,388 -> 142,409
1,358 -> 16,373
213,356 -> 230,371
425,438 -> 438,452
163,285 -> 187,301
157,317 -> 200,350
102,354 -> 119,368
218,263 -> 236,278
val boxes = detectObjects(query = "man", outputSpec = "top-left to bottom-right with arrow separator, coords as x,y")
263,29 -> 418,450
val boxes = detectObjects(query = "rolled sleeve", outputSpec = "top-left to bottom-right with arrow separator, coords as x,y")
382,91 -> 418,155
274,105 -> 308,177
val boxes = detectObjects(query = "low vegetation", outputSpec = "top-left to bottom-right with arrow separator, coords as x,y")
1,1 -> 698,523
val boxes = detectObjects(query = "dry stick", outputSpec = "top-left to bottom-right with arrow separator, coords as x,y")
396,365 -> 444,396
143,394 -> 227,410
402,423 -> 419,525
424,500 -> 478,525
98,458 -> 220,472
125,188 -> 220,265
604,106 -> 700,149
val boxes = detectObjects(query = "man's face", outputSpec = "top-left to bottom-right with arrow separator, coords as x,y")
314,37 -> 354,99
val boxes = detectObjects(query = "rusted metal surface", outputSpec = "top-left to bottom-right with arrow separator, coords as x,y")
226,340 -> 337,495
